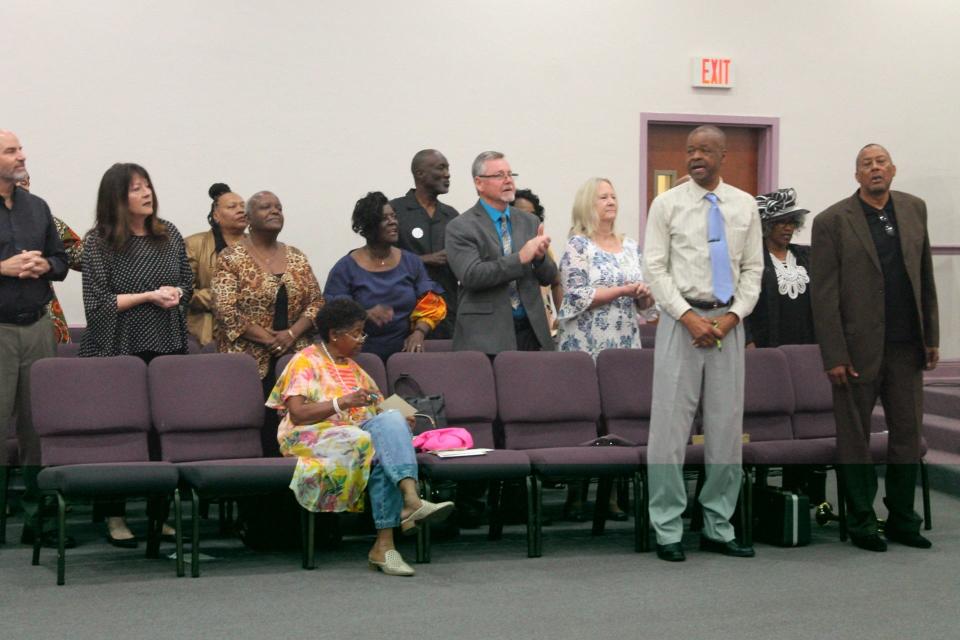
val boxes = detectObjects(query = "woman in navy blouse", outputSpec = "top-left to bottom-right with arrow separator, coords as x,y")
324,192 -> 446,361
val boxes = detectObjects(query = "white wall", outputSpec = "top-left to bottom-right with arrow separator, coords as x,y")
6,0 -> 959,354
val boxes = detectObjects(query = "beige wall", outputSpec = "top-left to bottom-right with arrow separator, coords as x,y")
5,0 -> 958,355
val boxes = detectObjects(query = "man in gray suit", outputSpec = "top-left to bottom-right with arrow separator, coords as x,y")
811,143 -> 939,552
446,151 -> 557,353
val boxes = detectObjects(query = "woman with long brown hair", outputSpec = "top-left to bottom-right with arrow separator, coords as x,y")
80,162 -> 192,546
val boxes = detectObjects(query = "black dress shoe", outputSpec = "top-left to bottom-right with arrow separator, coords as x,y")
885,530 -> 932,549
655,542 -> 686,562
20,528 -> 77,549
850,533 -> 887,552
699,536 -> 755,557
607,510 -> 629,522
106,533 -> 139,549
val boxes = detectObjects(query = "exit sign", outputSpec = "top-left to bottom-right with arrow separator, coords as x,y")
692,57 -> 734,88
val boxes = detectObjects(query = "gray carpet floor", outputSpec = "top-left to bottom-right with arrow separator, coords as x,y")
2,480 -> 959,640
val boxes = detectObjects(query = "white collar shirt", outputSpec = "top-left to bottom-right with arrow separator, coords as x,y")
642,178 -> 763,322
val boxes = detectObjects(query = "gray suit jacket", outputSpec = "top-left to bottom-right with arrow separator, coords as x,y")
445,200 -> 558,353
811,190 -> 939,383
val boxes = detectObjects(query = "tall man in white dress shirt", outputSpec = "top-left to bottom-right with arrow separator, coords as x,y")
643,125 -> 763,561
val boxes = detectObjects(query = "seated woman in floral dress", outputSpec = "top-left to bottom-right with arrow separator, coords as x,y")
267,298 -> 453,577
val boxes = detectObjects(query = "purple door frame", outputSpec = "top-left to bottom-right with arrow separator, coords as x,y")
638,113 -> 779,244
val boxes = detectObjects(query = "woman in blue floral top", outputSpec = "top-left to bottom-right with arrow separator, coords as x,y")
556,177 -> 657,521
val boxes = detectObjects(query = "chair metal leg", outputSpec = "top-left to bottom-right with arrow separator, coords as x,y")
592,477 -> 612,536
417,478 -> 431,564
31,492 -> 45,566
0,465 -> 9,544
527,475 -> 542,557
920,459 -> 932,531
632,472 -> 643,553
56,493 -> 66,586
835,467 -> 848,541
487,479 -> 504,541
639,468 -> 651,552
145,498 -> 161,560
191,488 -> 201,578
218,500 -> 227,534
302,509 -> 316,570
174,489 -> 184,577
740,467 -> 753,547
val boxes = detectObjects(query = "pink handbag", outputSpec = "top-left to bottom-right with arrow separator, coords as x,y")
412,427 -> 474,452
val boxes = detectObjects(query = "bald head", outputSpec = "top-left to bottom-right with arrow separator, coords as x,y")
411,149 -> 450,196
856,143 -> 892,168
687,125 -> 726,149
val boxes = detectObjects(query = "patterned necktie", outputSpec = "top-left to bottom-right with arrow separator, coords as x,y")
499,215 -> 522,310
705,192 -> 735,304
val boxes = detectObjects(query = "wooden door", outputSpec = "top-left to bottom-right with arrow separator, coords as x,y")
647,124 -> 760,205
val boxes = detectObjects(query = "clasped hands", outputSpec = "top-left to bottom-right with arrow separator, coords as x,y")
621,282 -> 654,309
682,310 -> 737,349
1,250 -> 50,279
518,224 -> 551,264
149,285 -> 181,309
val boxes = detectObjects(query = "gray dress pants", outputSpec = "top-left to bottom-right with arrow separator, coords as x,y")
646,308 -> 745,545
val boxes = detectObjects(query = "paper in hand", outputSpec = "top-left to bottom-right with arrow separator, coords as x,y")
379,394 -> 418,418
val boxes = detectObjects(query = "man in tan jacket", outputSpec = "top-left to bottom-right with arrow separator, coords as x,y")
811,143 -> 939,552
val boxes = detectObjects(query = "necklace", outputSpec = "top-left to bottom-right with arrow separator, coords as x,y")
246,238 -> 283,266
367,246 -> 391,267
319,340 -> 348,367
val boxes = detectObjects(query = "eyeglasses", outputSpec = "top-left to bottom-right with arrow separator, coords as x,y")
341,329 -> 367,343
477,172 -> 518,181
875,210 -> 896,237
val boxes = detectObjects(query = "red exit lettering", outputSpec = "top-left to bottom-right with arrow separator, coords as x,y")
700,58 -> 731,85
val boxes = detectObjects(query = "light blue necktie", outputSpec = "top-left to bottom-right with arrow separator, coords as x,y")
705,192 -> 735,304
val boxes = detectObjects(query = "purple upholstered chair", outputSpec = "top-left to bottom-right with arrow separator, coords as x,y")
149,353 -> 296,576
387,351 -> 533,560
494,351 -> 643,557
422,339 -> 453,352
638,322 -> 657,349
30,356 -> 180,585
67,325 -> 85,344
595,348 -> 656,551
55,342 -> 81,358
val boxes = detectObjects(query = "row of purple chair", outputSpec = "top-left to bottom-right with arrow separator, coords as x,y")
23,344 -> 929,584
28,353 -> 299,584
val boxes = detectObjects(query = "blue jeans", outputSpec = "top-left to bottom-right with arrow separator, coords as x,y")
362,411 -> 419,530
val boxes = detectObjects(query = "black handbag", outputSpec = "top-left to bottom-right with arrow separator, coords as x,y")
392,373 -> 448,435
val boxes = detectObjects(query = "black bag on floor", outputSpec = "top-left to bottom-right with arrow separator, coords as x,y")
754,486 -> 811,547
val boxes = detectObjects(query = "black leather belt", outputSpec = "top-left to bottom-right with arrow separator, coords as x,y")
684,297 -> 732,310
0,308 -> 45,326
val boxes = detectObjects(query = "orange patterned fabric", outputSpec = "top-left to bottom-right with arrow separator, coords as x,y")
48,218 -> 83,343
410,291 -> 446,330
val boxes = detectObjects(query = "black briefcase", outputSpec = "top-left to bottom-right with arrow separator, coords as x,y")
754,486 -> 811,547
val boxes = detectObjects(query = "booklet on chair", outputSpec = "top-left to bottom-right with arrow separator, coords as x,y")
429,448 -> 493,458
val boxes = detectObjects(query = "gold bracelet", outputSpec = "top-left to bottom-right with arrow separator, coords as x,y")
287,329 -> 295,339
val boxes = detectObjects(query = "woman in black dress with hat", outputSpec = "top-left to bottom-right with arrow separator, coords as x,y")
745,188 -> 828,513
